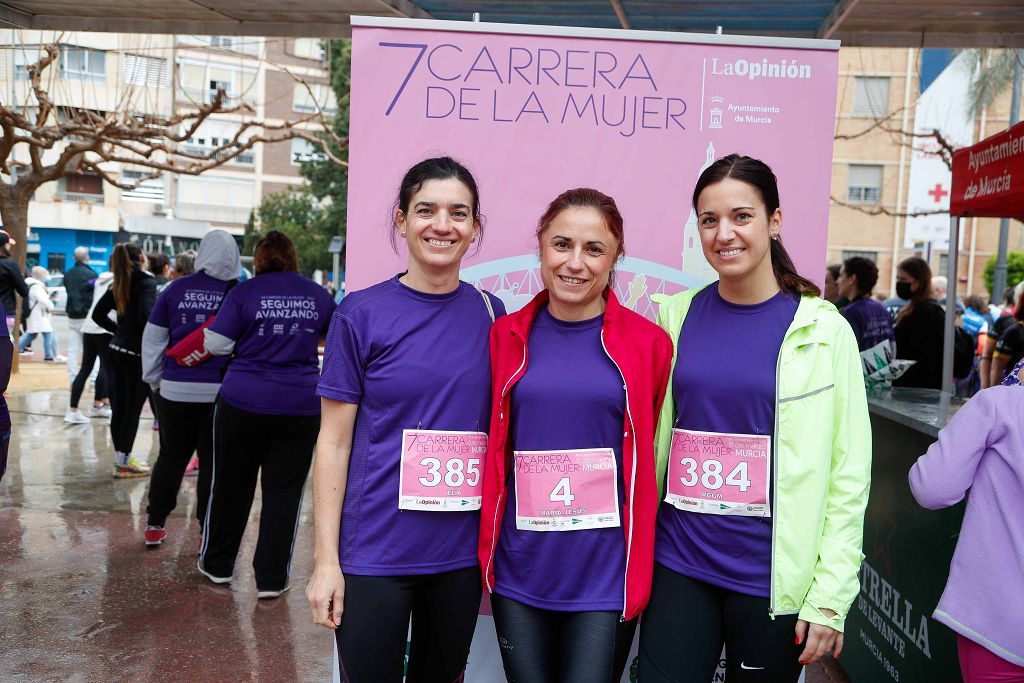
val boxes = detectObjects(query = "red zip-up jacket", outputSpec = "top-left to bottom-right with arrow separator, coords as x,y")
478,288 -> 673,620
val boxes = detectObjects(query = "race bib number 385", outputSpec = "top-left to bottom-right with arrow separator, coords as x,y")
665,428 -> 771,517
514,448 -> 620,532
398,429 -> 487,511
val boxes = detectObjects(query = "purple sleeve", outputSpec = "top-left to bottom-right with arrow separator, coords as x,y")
207,287 -> 245,342
909,389 -> 993,510
317,312 -> 365,404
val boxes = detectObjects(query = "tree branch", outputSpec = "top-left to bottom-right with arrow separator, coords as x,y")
830,196 -> 948,218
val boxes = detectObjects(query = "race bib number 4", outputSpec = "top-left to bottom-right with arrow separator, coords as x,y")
514,448 -> 620,532
665,428 -> 771,517
398,429 -> 487,511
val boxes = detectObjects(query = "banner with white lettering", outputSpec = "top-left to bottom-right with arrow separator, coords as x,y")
347,17 -> 839,317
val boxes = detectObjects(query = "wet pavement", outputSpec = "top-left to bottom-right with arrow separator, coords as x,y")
0,386 -> 851,682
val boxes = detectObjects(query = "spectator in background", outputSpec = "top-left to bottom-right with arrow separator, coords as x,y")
837,257 -> 895,352
933,275 -> 965,316
962,295 -> 992,340
171,250 -> 196,280
991,301 -> 1024,387
148,252 -> 171,291
981,284 -> 1022,389
893,257 -> 945,390
63,247 -> 97,382
18,267 -> 58,361
824,264 -> 841,305
0,230 -> 29,335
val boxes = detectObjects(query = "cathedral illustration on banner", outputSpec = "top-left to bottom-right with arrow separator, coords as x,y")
680,141 -> 717,284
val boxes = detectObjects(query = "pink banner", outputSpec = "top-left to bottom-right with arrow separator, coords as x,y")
348,18 -> 839,319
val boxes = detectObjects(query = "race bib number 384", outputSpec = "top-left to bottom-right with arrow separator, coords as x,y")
398,429 -> 487,511
665,428 -> 771,517
514,448 -> 620,532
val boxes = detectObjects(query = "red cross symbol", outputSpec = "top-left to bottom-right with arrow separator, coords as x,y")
927,183 -> 949,203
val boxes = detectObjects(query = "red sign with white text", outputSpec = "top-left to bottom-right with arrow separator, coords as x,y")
950,120 -> 1024,218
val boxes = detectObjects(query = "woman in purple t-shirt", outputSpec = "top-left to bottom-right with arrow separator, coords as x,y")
197,231 -> 336,597
307,157 -> 504,682
641,155 -> 871,681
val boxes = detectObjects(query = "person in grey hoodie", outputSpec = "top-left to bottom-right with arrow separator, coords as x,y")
140,230 -> 240,547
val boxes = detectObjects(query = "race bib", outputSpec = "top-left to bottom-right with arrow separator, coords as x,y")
398,429 -> 487,511
665,428 -> 771,517
514,448 -> 620,531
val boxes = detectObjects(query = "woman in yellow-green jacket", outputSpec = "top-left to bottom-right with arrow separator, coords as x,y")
639,154 -> 871,683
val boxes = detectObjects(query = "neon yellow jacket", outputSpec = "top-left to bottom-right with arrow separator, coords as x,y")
653,285 -> 871,632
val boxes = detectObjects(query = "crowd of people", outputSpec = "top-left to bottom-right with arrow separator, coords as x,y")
0,151 -> 1018,682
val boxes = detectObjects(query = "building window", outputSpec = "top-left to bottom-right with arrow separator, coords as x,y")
123,55 -> 169,87
181,117 -> 255,165
61,47 -> 106,83
852,77 -> 890,118
293,38 -> 326,61
291,138 -> 326,165
178,60 -> 257,105
14,47 -> 41,80
846,164 -> 883,204
60,172 -> 104,203
293,83 -> 338,115
842,250 -> 877,263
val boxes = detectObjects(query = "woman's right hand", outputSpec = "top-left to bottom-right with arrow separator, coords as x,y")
306,563 -> 345,629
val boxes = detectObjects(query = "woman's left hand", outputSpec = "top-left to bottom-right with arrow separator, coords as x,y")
795,608 -> 844,665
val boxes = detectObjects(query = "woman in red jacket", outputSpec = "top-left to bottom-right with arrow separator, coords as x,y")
478,188 -> 673,681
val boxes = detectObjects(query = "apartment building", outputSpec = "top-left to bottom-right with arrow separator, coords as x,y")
0,31 -> 333,273
829,48 -> 1022,299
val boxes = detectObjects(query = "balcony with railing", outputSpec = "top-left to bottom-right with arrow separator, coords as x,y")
180,143 -> 254,166
59,190 -> 105,204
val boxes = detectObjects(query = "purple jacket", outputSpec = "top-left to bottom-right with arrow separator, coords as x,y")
909,386 -> 1024,666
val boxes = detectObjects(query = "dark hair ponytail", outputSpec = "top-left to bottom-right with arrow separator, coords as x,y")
692,154 -> 820,298
111,242 -> 143,315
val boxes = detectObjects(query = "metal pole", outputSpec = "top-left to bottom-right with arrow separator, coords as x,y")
942,215 -> 961,395
332,251 -> 340,296
990,50 -> 1023,303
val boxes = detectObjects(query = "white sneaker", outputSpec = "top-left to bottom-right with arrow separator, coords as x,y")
257,585 -> 291,600
64,409 -> 90,424
197,559 -> 232,585
53,354 -> 67,363
90,405 -> 112,418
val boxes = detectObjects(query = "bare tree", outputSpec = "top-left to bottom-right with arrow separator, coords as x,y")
0,44 -> 346,259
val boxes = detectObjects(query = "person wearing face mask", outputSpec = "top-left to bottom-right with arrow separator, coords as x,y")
306,157 -> 505,682
479,188 -> 673,681
893,256 -> 946,390
640,155 -> 870,682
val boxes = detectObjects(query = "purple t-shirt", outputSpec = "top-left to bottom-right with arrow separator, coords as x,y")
209,271 -> 336,416
149,272 -> 232,385
841,297 -> 895,352
656,285 -> 797,597
317,276 -> 504,575
493,307 -> 627,612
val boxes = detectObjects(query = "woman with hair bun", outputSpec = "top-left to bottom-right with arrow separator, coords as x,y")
92,242 -> 156,478
197,230 -> 335,598
640,154 -> 871,681
307,156 -> 504,682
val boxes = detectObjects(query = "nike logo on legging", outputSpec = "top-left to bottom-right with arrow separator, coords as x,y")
740,662 -> 765,670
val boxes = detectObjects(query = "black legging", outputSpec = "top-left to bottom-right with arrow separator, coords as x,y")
638,563 -> 803,683
107,348 -> 149,455
69,332 -> 111,409
490,593 -> 637,683
335,568 -> 482,683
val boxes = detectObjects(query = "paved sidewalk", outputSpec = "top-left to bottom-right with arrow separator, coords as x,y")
0,382 -> 852,682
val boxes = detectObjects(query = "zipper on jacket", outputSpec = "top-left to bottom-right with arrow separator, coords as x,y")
769,313 -> 818,619
486,341 -> 528,593
600,330 -> 635,621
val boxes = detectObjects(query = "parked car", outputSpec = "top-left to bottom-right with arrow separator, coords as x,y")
45,274 -> 67,314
